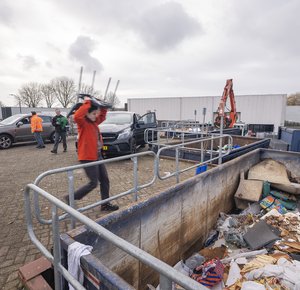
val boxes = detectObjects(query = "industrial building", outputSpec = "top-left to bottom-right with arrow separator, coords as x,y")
128,94 -> 287,132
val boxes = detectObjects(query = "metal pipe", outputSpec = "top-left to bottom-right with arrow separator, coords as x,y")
77,66 -> 83,103
175,147 -> 179,183
91,70 -> 96,90
218,114 -> 224,165
113,80 -> 120,98
67,170 -> 76,229
133,156 -> 138,201
52,205 -> 62,290
104,77 -> 112,99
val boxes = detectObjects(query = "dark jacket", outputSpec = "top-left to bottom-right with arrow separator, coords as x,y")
52,115 -> 68,132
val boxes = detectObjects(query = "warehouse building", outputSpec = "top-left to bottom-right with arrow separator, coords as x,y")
128,94 -> 287,132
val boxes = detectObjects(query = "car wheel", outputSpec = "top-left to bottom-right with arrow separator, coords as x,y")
130,137 -> 137,154
0,134 -> 13,149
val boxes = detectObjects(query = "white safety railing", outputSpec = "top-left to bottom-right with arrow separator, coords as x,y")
33,151 -> 157,228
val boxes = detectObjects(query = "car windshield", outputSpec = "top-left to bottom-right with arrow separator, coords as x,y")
0,114 -> 23,125
102,113 -> 132,125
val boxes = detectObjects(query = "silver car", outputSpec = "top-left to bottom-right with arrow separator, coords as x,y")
0,114 -> 56,149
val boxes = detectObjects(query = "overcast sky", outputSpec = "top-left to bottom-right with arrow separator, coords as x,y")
0,0 -> 299,106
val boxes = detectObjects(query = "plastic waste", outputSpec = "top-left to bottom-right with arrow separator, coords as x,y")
184,254 -> 205,270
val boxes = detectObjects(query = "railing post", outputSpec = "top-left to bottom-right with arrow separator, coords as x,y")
201,140 -> 204,163
210,135 -> 214,163
218,115 -> 224,165
67,170 -> 76,229
133,156 -> 138,201
52,205 -> 62,290
175,147 -> 180,184
160,274 -> 172,290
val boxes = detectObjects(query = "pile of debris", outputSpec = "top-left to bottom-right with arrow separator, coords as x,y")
160,159 -> 300,290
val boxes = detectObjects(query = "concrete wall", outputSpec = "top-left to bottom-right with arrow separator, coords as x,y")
128,94 -> 287,132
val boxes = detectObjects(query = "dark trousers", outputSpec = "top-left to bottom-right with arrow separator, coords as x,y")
74,156 -> 110,201
53,131 -> 67,152
34,132 -> 44,147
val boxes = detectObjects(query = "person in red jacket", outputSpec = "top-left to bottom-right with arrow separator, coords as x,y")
65,99 -> 119,211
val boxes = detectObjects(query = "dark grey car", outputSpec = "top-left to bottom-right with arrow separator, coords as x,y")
100,111 -> 157,156
0,114 -> 56,149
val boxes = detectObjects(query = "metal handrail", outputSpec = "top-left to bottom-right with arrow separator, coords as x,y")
24,184 -> 206,290
33,151 -> 157,227
144,127 -> 212,148
157,135 -> 233,182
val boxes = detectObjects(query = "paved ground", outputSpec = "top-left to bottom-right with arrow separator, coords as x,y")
0,137 -> 196,289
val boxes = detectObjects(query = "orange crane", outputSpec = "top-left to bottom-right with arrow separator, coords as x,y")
214,79 -> 237,128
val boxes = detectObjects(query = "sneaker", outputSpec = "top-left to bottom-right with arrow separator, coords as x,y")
51,150 -> 57,154
63,149 -> 67,152
101,203 -> 119,211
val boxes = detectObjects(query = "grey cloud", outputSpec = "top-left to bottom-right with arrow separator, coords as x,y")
46,61 -> 53,68
0,1 -> 13,25
57,0 -> 202,51
69,36 -> 103,72
18,55 -> 39,70
229,1 -> 300,55
132,1 -> 202,51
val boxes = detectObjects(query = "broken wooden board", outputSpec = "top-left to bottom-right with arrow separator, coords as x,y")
235,172 -> 263,209
248,159 -> 290,185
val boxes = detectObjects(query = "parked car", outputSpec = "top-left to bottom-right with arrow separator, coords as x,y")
0,113 -> 56,149
75,111 -> 157,156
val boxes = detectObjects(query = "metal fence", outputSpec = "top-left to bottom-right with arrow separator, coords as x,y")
145,127 -> 212,148
33,151 -> 157,228
24,183 -> 206,290
25,134 -> 232,289
156,135 -> 233,183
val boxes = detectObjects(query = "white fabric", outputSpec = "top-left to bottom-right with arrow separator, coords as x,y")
244,258 -> 300,289
68,241 -> 93,290
241,281 -> 266,290
226,261 -> 241,287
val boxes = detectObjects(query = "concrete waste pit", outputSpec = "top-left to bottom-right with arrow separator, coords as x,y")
61,149 -> 300,290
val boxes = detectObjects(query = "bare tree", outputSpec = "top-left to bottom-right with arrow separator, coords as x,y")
79,83 -> 102,99
104,91 -> 120,109
287,93 -> 300,106
51,77 -> 76,108
40,84 -> 56,108
17,82 -> 43,107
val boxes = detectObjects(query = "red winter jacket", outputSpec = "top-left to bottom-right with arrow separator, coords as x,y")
74,100 -> 107,161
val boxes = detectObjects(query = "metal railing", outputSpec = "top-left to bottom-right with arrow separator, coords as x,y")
145,127 -> 212,148
33,151 -> 157,228
156,135 -> 233,183
34,133 -> 232,229
24,183 -> 206,290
